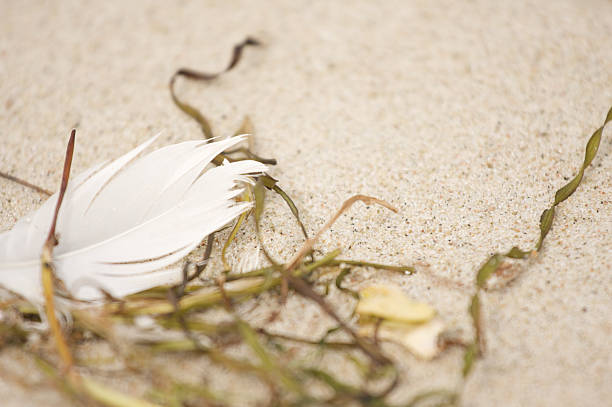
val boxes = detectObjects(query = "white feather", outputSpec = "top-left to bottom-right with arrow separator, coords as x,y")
0,135 -> 267,304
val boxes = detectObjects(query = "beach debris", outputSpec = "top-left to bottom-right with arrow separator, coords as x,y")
0,30 -> 609,406
462,107 -> 612,378
356,285 -> 445,359
0,135 -> 266,305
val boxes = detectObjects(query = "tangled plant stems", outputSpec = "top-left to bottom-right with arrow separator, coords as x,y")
0,35 -> 610,407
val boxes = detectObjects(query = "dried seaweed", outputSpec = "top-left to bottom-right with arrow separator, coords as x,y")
221,191 -> 252,272
335,268 -> 359,299
1,33 -> 610,407
462,106 -> 612,383
170,37 -> 260,141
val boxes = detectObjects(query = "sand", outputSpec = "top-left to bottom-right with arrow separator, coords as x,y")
1,0 -> 611,406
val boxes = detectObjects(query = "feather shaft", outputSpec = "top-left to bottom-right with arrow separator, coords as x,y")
0,135 -> 266,304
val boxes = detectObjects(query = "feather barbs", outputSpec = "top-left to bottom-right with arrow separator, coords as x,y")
0,135 -> 267,304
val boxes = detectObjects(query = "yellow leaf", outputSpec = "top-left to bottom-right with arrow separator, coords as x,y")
356,285 -> 435,323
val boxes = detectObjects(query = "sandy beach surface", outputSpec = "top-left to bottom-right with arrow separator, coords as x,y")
1,1 -> 611,406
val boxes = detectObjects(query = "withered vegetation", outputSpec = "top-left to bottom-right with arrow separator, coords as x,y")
1,37 -> 610,407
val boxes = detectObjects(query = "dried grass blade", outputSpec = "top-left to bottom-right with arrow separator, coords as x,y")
169,37 -> 260,140
41,129 -> 76,371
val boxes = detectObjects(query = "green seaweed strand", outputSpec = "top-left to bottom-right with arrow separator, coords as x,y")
464,106 -> 612,378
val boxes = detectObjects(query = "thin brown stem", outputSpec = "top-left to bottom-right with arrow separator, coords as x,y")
0,171 -> 52,196
41,129 -> 76,372
285,195 -> 397,272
